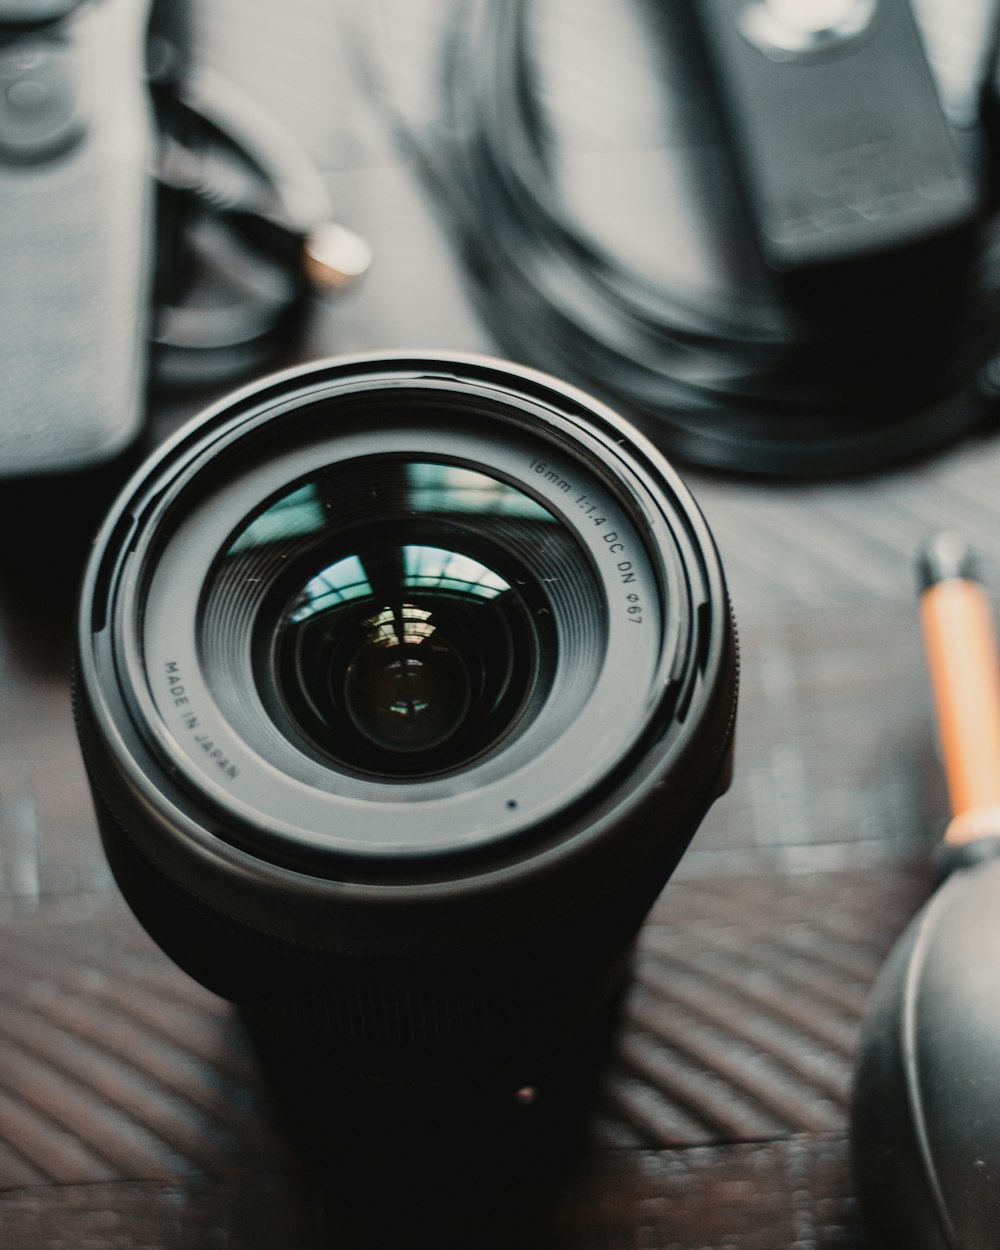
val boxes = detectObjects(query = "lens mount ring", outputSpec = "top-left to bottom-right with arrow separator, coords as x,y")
78,353 -> 734,888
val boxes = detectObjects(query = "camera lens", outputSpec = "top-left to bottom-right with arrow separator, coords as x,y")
74,353 -> 738,1170
216,459 -> 564,779
272,534 -> 537,770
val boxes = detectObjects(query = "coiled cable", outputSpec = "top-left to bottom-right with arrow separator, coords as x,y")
372,0 -> 1000,474
148,1 -> 370,389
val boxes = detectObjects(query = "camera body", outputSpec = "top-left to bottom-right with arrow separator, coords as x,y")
0,0 -> 155,476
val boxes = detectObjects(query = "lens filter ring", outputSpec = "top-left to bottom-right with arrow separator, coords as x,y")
131,403 -> 665,858
78,353 -> 735,904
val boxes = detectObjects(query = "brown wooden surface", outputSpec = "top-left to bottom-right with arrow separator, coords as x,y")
2,0 -> 1000,1245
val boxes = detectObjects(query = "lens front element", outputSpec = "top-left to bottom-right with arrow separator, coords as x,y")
133,383 -> 668,861
223,462 -> 562,778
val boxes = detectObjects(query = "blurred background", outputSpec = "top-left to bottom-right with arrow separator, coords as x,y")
2,0 -> 1000,1244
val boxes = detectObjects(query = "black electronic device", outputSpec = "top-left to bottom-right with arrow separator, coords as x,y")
0,0 -> 155,476
73,352 -> 738,1244
399,0 -> 1000,475
0,0 -> 369,483
688,0 -> 978,271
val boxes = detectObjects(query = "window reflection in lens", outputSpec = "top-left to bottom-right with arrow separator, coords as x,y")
212,461 -> 585,780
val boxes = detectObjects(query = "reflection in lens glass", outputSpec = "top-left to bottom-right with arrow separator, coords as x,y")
290,546 -> 509,625
229,483 -> 327,551
274,527 -> 539,775
199,459 -> 602,781
343,603 -> 474,754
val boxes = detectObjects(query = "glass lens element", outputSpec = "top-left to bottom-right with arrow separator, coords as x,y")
343,603 -> 475,754
272,533 -> 543,774
293,547 -> 507,757
201,459 -> 598,782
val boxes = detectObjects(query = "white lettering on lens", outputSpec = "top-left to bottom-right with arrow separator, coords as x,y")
528,458 -> 571,492
165,660 -> 190,707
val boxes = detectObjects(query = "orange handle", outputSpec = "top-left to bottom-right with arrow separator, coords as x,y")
920,577 -> 1000,845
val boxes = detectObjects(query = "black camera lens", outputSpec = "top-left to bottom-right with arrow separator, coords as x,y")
216,459 -> 564,778
74,353 -> 738,1227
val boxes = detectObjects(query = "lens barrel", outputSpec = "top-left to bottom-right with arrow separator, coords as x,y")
74,353 -> 737,1211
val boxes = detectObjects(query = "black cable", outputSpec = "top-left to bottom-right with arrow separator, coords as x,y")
147,65 -> 332,388
146,1 -> 369,390
394,0 -> 1000,475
